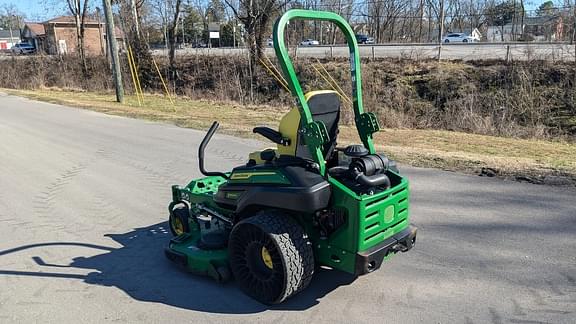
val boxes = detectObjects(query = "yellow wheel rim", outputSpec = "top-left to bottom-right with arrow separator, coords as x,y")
261,246 -> 273,269
173,217 -> 184,235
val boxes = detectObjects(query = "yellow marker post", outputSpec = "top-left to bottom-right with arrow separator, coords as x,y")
125,45 -> 141,106
151,57 -> 174,106
128,46 -> 144,104
259,58 -> 290,92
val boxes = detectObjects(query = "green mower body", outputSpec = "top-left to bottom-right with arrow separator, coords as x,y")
165,9 -> 417,304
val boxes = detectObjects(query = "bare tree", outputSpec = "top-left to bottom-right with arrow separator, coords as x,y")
222,0 -> 291,65
150,0 -> 182,73
66,0 -> 90,72
0,4 -> 25,31
168,0 -> 183,70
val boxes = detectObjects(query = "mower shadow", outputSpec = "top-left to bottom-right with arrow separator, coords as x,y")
0,222 -> 356,313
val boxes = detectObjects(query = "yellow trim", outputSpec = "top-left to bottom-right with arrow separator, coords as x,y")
248,148 -> 276,165
173,217 -> 184,236
304,89 -> 338,100
277,107 -> 300,156
276,90 -> 338,157
230,172 -> 277,180
261,246 -> 273,269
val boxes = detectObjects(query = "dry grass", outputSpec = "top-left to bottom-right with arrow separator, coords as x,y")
5,88 -> 576,185
2,56 -> 575,139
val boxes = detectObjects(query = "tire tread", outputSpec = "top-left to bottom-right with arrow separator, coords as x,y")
233,211 -> 314,304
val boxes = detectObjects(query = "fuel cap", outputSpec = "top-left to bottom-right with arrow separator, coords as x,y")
343,144 -> 369,157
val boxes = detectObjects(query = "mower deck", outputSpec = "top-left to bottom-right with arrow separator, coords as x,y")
165,231 -> 229,282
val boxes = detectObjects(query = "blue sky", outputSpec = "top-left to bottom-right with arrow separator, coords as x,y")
0,0 -> 65,21
0,0 -> 552,23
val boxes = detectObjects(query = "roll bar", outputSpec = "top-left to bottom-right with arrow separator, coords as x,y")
272,10 -> 379,175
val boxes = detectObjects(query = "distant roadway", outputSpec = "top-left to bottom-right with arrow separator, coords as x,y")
152,42 -> 576,61
0,94 -> 575,323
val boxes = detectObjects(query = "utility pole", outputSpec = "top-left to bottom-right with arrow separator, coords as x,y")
102,0 -> 124,103
8,17 -> 14,47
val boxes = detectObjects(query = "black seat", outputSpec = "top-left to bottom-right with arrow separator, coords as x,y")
250,90 -> 341,164
213,165 -> 331,214
295,91 -> 341,161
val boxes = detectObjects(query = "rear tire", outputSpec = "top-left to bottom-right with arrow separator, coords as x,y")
228,210 -> 314,304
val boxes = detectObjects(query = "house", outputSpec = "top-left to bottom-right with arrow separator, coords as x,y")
22,23 -> 46,51
0,29 -> 21,50
22,16 -> 123,55
522,15 -> 563,41
486,15 -> 563,42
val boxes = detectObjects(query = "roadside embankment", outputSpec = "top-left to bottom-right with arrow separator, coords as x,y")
5,88 -> 575,186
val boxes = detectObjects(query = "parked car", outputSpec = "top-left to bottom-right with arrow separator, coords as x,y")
11,43 -> 36,54
300,39 -> 319,46
267,38 -> 273,47
442,33 -> 477,43
355,34 -> 375,44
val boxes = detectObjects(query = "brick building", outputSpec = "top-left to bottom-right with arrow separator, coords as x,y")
23,16 -> 123,55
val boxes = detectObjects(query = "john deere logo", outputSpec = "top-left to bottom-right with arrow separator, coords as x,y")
383,205 -> 395,223
230,172 -> 276,180
226,192 -> 241,200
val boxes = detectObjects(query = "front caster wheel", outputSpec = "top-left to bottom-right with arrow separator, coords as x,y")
228,211 -> 314,304
169,205 -> 190,236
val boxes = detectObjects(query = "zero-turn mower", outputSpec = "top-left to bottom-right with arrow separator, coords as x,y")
165,9 -> 417,304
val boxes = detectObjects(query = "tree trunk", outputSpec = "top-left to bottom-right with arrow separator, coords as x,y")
73,6 -> 87,73
168,0 -> 182,76
427,5 -> 432,42
255,17 -> 268,60
244,22 -> 258,69
418,0 -> 423,42
572,5 -> 576,45
520,0 -> 525,40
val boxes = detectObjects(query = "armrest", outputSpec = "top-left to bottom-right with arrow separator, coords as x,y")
253,127 -> 291,146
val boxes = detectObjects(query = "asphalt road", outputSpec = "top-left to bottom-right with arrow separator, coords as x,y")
153,43 -> 576,61
1,94 -> 575,323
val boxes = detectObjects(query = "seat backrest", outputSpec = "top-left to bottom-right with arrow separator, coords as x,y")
276,90 -> 341,160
